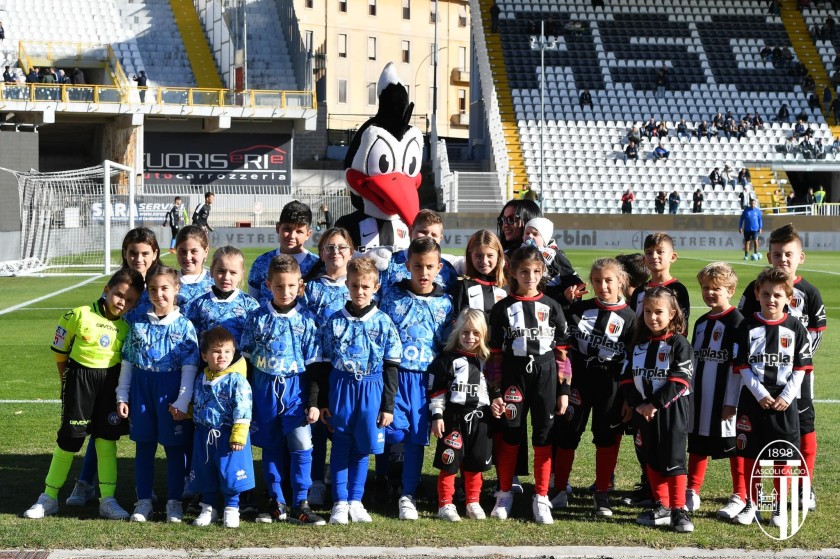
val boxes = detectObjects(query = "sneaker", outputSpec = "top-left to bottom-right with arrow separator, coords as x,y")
733,500 -> 757,525
465,502 -> 486,520
24,493 -> 59,519
223,506 -> 240,528
636,503 -> 671,526
398,495 -> 418,521
671,508 -> 694,533
130,498 -> 153,522
438,504 -> 461,522
717,494 -> 746,520
329,501 -> 350,525
490,490 -> 513,520
621,482 -> 654,507
348,500 -> 372,523
290,500 -> 326,526
532,494 -> 554,525
685,489 -> 701,512
166,499 -> 183,523
744,255 -> 750,261
549,490 -> 568,509
193,503 -> 218,526
308,481 -> 327,507
99,497 -> 129,520
255,498 -> 288,523
511,475 -> 524,494
807,488 -> 816,511
66,480 -> 96,507
593,491 -> 613,517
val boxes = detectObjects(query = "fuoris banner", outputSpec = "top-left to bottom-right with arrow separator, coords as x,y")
144,133 -> 292,186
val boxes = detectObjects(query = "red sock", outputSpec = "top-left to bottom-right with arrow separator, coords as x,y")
743,458 -> 757,502
553,447 -> 575,492
687,453 -> 709,493
462,471 -> 482,504
533,445 -> 552,496
646,465 -> 668,506
495,439 -> 518,492
800,431 -> 817,481
730,456 -> 746,501
595,440 -> 620,492
670,474 -> 687,510
438,471 -> 456,507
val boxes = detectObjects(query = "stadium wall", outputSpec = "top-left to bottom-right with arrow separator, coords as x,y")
0,131 -> 39,261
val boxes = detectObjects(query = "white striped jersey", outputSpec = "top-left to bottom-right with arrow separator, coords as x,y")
629,278 -> 692,324
620,333 -> 692,409
565,298 -> 636,364
690,306 -> 743,438
451,276 -> 507,321
733,313 -> 813,404
335,212 -> 410,253
489,293 -> 571,358
428,351 -> 490,418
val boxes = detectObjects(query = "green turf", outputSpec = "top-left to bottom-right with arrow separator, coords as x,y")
0,248 -> 838,550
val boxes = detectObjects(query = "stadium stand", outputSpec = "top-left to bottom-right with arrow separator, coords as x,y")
243,0 -> 299,91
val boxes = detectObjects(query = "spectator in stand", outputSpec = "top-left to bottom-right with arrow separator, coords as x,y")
794,118 -> 808,138
723,116 -> 738,139
692,188 -> 704,213
815,185 -> 826,213
708,120 -> 720,139
72,68 -> 85,85
26,67 -> 40,83
624,140 -> 639,161
621,188 -> 635,214
752,111 -> 764,129
772,45 -> 783,64
831,95 -> 840,126
806,187 -> 816,206
668,190 -> 681,214
627,125 -> 641,145
785,135 -> 799,155
827,15 -> 836,36
697,120 -> 711,140
832,134 -> 840,155
786,189 -> 798,211
737,167 -> 751,187
737,118 -> 749,140
676,118 -> 691,142
655,67 -> 668,98
656,119 -> 669,138
815,137 -> 826,159
709,167 -> 725,188
808,92 -> 821,111
776,103 -> 791,123
781,47 -> 794,63
738,189 -> 748,210
490,1 -> 500,32
722,163 -> 735,187
652,141 -> 670,160
3,66 -> 14,84
643,116 -> 657,141
772,188 -> 785,214
579,89 -> 593,108
768,0 -> 780,15
800,135 -> 816,158
823,86 -> 833,111
133,70 -> 148,103
760,45 -> 773,61
804,74 -> 816,94
711,111 -> 725,130
654,191 -> 666,214
56,69 -> 68,84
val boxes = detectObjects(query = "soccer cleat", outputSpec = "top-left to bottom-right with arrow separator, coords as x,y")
510,475 -> 524,494
717,494 -> 746,520
549,490 -> 568,509
166,499 -> 183,523
621,482 -> 654,507
805,488 -> 816,511
491,490 -> 513,520
398,495 -> 418,521
66,479 -> 96,507
733,500 -> 757,525
308,481 -> 327,507
130,498 -> 153,522
671,508 -> 694,533
290,500 -> 326,526
99,497 -> 129,520
329,501 -> 350,525
193,503 -> 218,526
593,491 -> 613,517
465,502 -> 486,520
438,504 -> 461,522
255,498 -> 288,523
532,494 -> 554,525
685,489 -> 701,512
223,507 -> 240,528
24,493 -> 59,519
348,500 -> 372,523
636,503 -> 671,526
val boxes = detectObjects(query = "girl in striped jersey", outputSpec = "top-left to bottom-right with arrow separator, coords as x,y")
621,286 -> 694,533
686,263 -> 747,521
552,258 -> 637,517
451,230 -> 506,319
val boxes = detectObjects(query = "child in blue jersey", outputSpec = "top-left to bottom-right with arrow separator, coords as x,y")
241,254 -> 326,525
173,225 -> 213,314
248,200 -> 320,303
315,257 -> 402,524
380,236 -> 454,520
191,327 -> 255,529
116,265 -> 200,523
68,227 -> 161,507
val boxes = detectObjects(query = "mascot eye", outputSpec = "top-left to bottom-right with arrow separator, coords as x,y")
402,138 -> 422,177
365,137 -> 396,176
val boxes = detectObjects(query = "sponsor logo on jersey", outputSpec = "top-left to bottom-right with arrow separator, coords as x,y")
780,334 -> 792,349
749,353 -> 792,366
569,388 -> 582,406
503,386 -> 523,403
574,331 -> 625,356
504,403 -> 517,421
100,334 -> 111,348
736,433 -> 748,450
737,415 -> 752,432
108,412 -> 121,426
173,424 -> 183,436
505,326 -> 555,340
53,326 -> 67,347
377,432 -> 385,443
444,431 -> 463,450
694,347 -> 730,363
442,448 -> 455,465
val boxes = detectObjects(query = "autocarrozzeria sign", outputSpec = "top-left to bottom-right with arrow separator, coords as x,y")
144,133 -> 292,186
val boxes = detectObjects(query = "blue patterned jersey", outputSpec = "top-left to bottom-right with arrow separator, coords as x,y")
124,291 -> 152,324
303,275 -> 349,321
186,289 -> 260,349
240,301 -> 321,377
122,309 -> 200,372
192,355 -> 252,429
321,306 -> 403,377
379,249 -> 458,300
178,269 -> 214,314
247,249 -> 320,302
380,282 -> 454,372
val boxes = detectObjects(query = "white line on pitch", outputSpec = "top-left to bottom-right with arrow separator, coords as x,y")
0,400 -> 61,404
0,276 -> 103,316
679,256 -> 840,276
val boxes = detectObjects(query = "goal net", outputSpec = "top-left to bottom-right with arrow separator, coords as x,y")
0,162 -> 135,277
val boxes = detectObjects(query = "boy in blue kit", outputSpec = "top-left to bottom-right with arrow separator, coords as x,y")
379,236 -> 454,520
191,327 -> 254,528
248,201 -> 320,303
240,255 -> 326,525
315,257 -> 402,524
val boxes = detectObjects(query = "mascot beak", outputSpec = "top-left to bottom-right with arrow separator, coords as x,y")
346,169 -> 421,226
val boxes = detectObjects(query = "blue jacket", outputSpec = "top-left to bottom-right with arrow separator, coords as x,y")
739,207 -> 763,232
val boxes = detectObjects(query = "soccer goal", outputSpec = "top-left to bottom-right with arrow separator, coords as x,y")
0,161 -> 136,277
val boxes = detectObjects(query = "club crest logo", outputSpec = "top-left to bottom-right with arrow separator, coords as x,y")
792,296 -> 801,308
608,320 -> 620,335
444,431 -> 463,450
108,412 -> 121,426
441,448 -> 455,465
569,388 -> 582,406
503,386 -> 523,403
537,310 -> 547,322
504,403 -> 517,421
100,334 -> 111,348
658,350 -> 668,363
737,415 -> 752,432
634,430 -> 642,447
712,329 -> 722,342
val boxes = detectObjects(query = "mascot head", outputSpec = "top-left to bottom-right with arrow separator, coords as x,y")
344,62 -> 422,227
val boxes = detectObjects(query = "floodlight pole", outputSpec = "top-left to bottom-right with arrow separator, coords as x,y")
104,159 -> 137,274
431,0 -> 439,165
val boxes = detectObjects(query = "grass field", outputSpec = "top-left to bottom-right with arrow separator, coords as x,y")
1,248 -> 838,551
